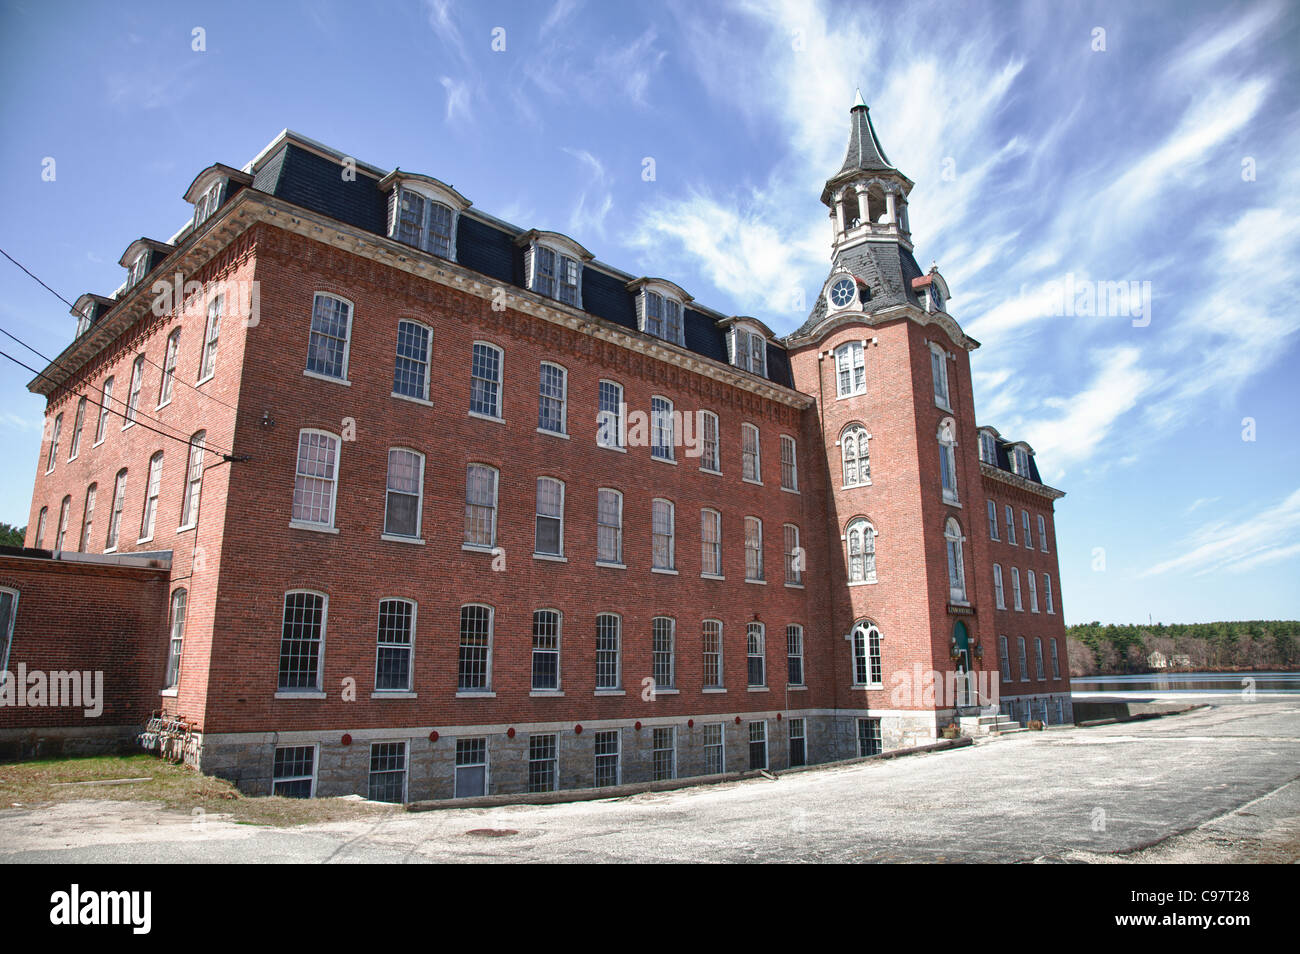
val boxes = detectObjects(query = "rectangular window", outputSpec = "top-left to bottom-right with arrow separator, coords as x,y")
396,190 -> 453,258
458,604 -> 492,691
836,341 -> 865,397
744,517 -> 763,581
1028,570 -> 1039,612
593,730 -> 620,787
1034,638 -> 1045,680
306,294 -> 350,380
742,423 -> 761,482
652,499 -> 675,570
179,432 -> 206,528
455,738 -> 488,797
746,622 -> 766,687
987,500 -> 999,540
993,564 -> 1006,609
1011,568 -> 1023,611
788,718 -> 806,767
1038,515 -> 1049,552
1005,505 -> 1016,545
532,245 -> 556,298
34,508 -> 47,549
651,396 -> 674,461
700,411 -> 719,472
164,588 -> 186,689
158,331 -> 180,406
293,431 -> 339,527
930,344 -> 950,408
279,591 -> 326,691
703,723 -> 724,775
596,489 -> 623,564
470,342 -> 502,418
1022,510 -> 1032,549
1017,637 -> 1029,682
784,524 -> 801,585
54,496 -> 69,550
79,484 -> 96,552
702,619 -> 722,689
748,721 -> 768,770
701,509 -> 721,577
595,613 -> 621,690
384,448 -> 423,538
528,734 -> 558,793
106,470 -> 127,550
94,377 -> 113,444
652,727 -> 676,781
652,617 -> 675,690
597,380 -> 624,449
1050,638 -> 1061,679
999,634 -> 1011,683
140,452 -> 163,541
464,464 -> 498,548
787,624 -> 804,686
393,320 -> 432,400
1044,573 -> 1055,614
200,296 -> 222,382
368,742 -> 407,803
69,398 -> 86,460
857,718 -> 882,757
558,256 -> 580,306
272,745 -> 316,798
534,477 -> 564,556
375,599 -> 414,692
538,362 -> 567,434
0,588 -> 16,679
531,609 -> 561,690
124,355 -> 144,426
780,435 -> 797,491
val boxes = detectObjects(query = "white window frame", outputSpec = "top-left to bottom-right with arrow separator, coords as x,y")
531,608 -> 562,692
741,423 -> 762,484
729,323 -> 768,378
179,432 -> 206,530
987,499 -> 999,540
786,624 -> 805,687
841,424 -> 871,487
744,516 -> 764,582
455,738 -> 489,798
45,412 -> 62,473
652,498 -> 675,571
593,729 -> 621,787
651,616 -> 676,690
748,720 -> 768,771
305,292 -> 353,384
596,488 -> 624,566
783,523 -> 802,586
367,740 -> 409,803
392,319 -> 433,403
534,476 -> 565,558
291,429 -> 341,531
1022,510 -> 1033,549
851,621 -> 883,688
94,377 -> 113,445
158,329 -> 180,407
1050,638 -> 1061,679
469,341 -> 504,420
162,587 -> 185,691
835,341 -> 866,398
537,361 -> 568,436
979,430 -> 996,464
68,397 -> 86,460
779,434 -> 798,492
639,287 -> 685,346
54,495 -> 70,551
139,451 -> 163,542
278,590 -> 328,693
272,744 -> 318,798
1017,636 -> 1029,682
464,464 -> 499,549
930,342 -> 951,410
993,564 -> 1006,609
699,410 -> 720,473
1034,637 -> 1045,681
702,619 -> 723,690
746,621 -> 766,688
383,447 -> 425,541
652,726 -> 677,781
527,733 -> 559,793
1005,505 -> 1017,545
457,603 -> 494,693
199,295 -> 222,383
701,507 -> 722,578
123,355 -> 144,428
79,483 -> 96,552
1038,515 -> 1049,552
945,518 -> 968,605
105,469 -> 127,551
595,613 -> 622,691
1011,567 -> 1023,611
375,598 -> 416,693
597,379 -> 625,450
846,517 -> 877,584
998,634 -> 1011,683
393,184 -> 458,260
938,418 -> 959,505
1044,573 -> 1055,615
1028,570 -> 1039,613
651,395 -> 675,462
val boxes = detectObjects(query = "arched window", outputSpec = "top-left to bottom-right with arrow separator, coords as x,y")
846,518 -> 877,584
851,621 -> 883,687
841,424 -> 871,486
164,588 -> 187,690
945,518 -> 967,604
938,419 -> 959,504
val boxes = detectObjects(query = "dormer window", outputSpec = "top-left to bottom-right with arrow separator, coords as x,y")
629,279 -> 690,347
978,430 -> 997,465
127,253 -> 149,288
728,323 -> 768,378
1012,446 -> 1031,478
193,179 -> 225,228
520,231 -> 590,310
380,172 -> 469,263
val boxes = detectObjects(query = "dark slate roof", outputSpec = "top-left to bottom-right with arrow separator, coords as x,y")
790,240 -> 927,341
249,140 -> 795,390
988,434 -> 1044,484
837,104 -> 896,177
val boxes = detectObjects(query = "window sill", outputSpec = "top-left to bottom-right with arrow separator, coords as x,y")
842,480 -> 873,489
156,399 -> 172,412
850,684 -> 884,691
935,400 -> 953,414
160,688 -> 178,697
467,410 -> 504,425
303,369 -> 351,386
651,455 -> 678,466
651,567 -> 679,576
700,573 -> 725,581
597,443 -> 627,454
702,687 -> 727,694
594,689 -> 625,696
391,391 -> 433,407
196,374 -> 215,387
596,561 -> 627,570
781,486 -> 800,495
529,690 -> 565,698
176,524 -> 196,534
275,690 -> 326,700
121,421 -> 135,431
462,543 -> 496,553
381,533 -> 425,545
742,477 -> 763,487
455,691 -> 497,699
533,553 -> 568,563
836,390 -> 867,401
848,579 -> 878,587
654,688 -> 680,695
784,582 -> 804,589
745,578 -> 767,585
787,685 -> 807,691
747,686 -> 769,693
92,440 -> 105,449
536,427 -> 569,440
700,466 -> 722,476
943,497 -> 962,508
104,546 -> 117,554
371,691 -> 417,699
289,521 -> 339,534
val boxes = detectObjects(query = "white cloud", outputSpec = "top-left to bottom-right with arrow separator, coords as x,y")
1144,488 -> 1300,578
563,148 -> 614,237
423,0 -> 469,63
540,0 -> 582,37
440,76 -> 472,122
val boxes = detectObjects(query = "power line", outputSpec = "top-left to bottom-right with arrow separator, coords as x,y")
0,325 -> 237,459
0,244 -> 241,413
0,349 -> 242,461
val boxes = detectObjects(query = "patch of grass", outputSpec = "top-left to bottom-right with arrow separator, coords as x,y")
0,754 -> 397,827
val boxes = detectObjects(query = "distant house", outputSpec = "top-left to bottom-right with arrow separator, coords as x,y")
1171,654 -> 1193,670
1148,651 -> 1169,670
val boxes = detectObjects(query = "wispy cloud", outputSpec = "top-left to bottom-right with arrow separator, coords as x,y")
423,0 -> 470,64
1144,489 -> 1300,578
440,76 -> 472,122
563,148 -> 614,237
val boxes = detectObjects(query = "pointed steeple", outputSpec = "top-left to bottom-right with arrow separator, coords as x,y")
822,93 -> 909,205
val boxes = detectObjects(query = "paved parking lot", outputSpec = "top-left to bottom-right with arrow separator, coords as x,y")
2,700 -> 1296,863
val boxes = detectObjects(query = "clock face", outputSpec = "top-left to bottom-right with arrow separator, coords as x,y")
829,278 -> 856,308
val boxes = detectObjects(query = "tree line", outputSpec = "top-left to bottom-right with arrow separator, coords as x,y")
1066,620 -> 1300,676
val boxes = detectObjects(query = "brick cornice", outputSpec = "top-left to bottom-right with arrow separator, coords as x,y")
979,462 -> 1065,501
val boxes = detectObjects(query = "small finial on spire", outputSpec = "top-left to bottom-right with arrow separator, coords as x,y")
853,88 -> 867,109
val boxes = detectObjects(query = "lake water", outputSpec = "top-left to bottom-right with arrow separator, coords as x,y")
1071,671 -> 1300,694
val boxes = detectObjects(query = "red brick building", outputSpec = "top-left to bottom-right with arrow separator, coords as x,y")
5,99 -> 1071,799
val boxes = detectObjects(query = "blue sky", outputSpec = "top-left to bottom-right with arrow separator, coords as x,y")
0,0 -> 1297,625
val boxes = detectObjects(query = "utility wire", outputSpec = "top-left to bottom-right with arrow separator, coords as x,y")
0,244 -> 241,413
